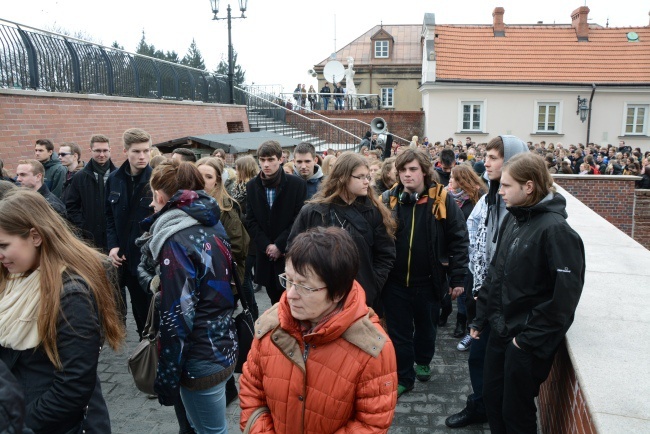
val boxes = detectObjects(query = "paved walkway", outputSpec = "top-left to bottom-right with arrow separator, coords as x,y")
100,290 -> 489,434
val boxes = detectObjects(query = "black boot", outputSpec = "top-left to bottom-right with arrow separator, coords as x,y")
453,313 -> 467,338
445,396 -> 488,428
438,303 -> 452,327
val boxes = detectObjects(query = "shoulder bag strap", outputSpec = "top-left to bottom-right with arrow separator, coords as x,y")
243,406 -> 270,434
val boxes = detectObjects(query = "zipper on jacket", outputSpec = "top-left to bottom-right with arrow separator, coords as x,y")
302,343 -> 310,362
405,204 -> 416,287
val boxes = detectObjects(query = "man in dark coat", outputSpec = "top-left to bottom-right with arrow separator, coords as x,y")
66,134 -> 117,252
34,139 -> 67,199
106,128 -> 153,338
381,148 -> 468,397
245,140 -> 307,305
15,159 -> 67,219
471,153 -> 584,434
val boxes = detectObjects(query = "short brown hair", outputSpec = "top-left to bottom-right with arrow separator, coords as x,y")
122,128 -> 151,150
395,148 -> 435,188
502,153 -> 554,207
61,142 -> 82,163
486,136 -> 504,158
294,142 -> 316,158
212,148 -> 227,159
90,134 -> 110,148
286,226 -> 359,302
18,159 -> 45,177
35,139 -> 54,152
172,148 -> 197,162
257,140 -> 282,159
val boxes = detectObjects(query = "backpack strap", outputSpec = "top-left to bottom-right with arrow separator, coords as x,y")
428,184 -> 448,220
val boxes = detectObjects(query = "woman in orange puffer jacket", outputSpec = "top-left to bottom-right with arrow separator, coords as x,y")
239,227 -> 397,433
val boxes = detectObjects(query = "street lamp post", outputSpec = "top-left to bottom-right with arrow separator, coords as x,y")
210,0 -> 247,104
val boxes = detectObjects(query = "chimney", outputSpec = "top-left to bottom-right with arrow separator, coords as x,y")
493,7 -> 505,37
571,6 -> 590,41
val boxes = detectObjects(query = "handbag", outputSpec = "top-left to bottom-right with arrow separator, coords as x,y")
232,259 -> 255,374
242,406 -> 270,434
127,294 -> 158,395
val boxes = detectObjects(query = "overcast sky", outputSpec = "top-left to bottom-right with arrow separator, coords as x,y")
2,0 -> 649,96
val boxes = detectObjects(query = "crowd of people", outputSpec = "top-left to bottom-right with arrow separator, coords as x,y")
3,126 -> 634,433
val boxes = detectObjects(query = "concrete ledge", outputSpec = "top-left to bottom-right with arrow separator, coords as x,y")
557,183 -> 650,432
0,88 -> 244,108
552,174 -> 642,181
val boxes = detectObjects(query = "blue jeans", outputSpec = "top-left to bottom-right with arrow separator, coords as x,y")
382,280 -> 440,388
322,97 -> 329,110
457,291 -> 467,316
335,97 -> 343,110
180,378 -> 228,434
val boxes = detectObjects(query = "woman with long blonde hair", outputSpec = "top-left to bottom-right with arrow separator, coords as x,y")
0,190 -> 124,433
288,152 -> 396,311
196,157 -> 249,280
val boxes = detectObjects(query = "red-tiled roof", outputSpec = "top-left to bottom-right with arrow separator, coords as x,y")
435,25 -> 650,84
315,24 -> 421,67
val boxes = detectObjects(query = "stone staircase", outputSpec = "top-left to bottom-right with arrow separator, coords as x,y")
246,109 -> 332,150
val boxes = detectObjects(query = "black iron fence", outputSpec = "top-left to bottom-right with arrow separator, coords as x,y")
0,19 -> 243,104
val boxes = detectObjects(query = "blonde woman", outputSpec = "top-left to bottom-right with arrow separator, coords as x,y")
0,190 -> 124,433
196,157 -> 249,282
231,154 -> 260,320
321,154 -> 337,176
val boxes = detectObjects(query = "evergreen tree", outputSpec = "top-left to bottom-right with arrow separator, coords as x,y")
164,51 -> 180,63
111,41 -> 124,50
181,39 -> 206,70
215,50 -> 246,87
135,30 -> 155,57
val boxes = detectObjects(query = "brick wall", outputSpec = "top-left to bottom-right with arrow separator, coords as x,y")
538,342 -> 596,434
553,175 -> 638,236
291,110 -> 424,145
634,189 -> 650,250
0,90 -> 249,170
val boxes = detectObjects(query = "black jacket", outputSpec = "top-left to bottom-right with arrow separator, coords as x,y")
382,183 -> 469,299
288,197 -> 396,309
0,359 -> 32,434
473,193 -> 585,359
105,162 -> 153,275
66,161 -> 117,252
37,183 -> 67,219
245,170 -> 306,287
42,154 -> 67,199
0,274 -> 110,434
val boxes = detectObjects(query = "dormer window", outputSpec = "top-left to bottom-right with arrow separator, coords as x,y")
371,26 -> 394,59
375,40 -> 389,58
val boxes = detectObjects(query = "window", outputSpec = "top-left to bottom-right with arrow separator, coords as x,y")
375,40 -> 389,58
625,104 -> 648,135
381,88 -> 394,107
460,101 -> 484,132
535,102 -> 560,133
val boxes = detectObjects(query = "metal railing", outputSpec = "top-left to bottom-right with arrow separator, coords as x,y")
248,88 -> 409,146
0,18 -> 242,104
280,92 -> 382,111
241,87 -> 363,150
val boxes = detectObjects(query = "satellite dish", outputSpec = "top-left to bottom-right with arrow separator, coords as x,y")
323,60 -> 345,84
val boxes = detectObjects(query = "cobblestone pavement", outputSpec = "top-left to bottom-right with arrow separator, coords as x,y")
101,291 -> 489,433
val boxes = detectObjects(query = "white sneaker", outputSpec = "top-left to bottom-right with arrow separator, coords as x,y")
457,334 -> 473,351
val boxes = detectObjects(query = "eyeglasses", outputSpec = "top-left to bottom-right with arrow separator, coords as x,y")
278,273 -> 326,296
92,149 -> 111,154
58,152 -> 70,157
350,174 -> 372,182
